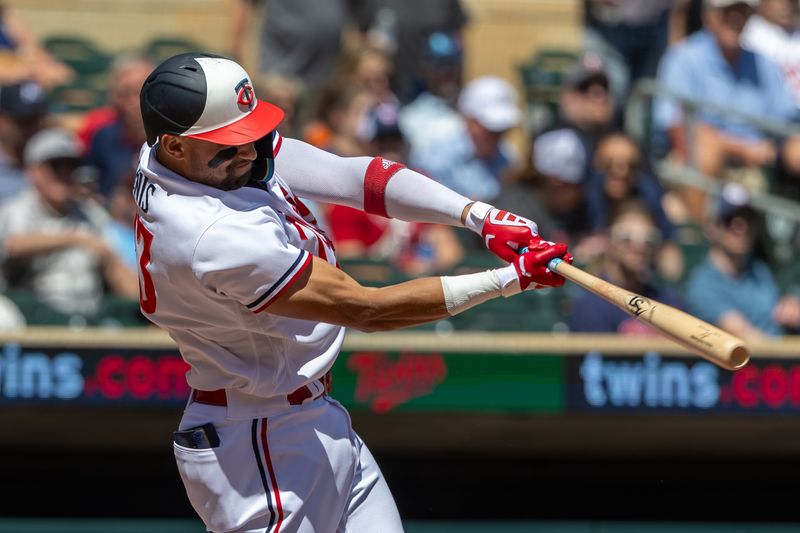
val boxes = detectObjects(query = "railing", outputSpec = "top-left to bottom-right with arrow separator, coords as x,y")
625,78 -> 800,222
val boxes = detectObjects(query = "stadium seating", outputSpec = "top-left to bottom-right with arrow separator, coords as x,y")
143,37 -> 204,64
46,78 -> 107,113
43,35 -> 112,77
518,48 -> 579,136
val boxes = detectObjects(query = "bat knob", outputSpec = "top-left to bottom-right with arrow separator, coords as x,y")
517,246 -> 562,271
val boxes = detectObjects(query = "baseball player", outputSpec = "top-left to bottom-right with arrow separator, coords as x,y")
135,52 -> 571,533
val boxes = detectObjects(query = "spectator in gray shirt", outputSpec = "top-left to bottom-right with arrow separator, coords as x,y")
0,128 -> 137,321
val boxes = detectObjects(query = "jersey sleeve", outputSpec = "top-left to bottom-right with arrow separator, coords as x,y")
275,137 -> 471,226
192,210 -> 311,313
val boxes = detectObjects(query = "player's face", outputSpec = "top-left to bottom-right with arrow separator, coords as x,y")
184,137 -> 258,190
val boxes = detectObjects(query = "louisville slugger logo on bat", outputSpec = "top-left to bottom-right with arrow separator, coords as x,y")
547,258 -> 750,371
627,295 -> 654,318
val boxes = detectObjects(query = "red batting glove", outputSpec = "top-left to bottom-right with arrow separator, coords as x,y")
465,202 -> 540,263
514,240 -> 572,290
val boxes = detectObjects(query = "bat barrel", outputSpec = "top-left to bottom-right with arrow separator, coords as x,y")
544,256 -> 750,371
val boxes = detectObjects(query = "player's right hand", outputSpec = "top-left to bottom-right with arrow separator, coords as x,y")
513,240 -> 571,291
480,208 -> 540,263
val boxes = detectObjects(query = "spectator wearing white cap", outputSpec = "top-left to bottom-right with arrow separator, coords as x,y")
532,128 -> 591,240
494,127 -> 603,261
407,75 -> 521,202
0,128 -> 138,323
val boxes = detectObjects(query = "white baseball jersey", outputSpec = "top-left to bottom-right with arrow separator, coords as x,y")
134,132 -> 343,401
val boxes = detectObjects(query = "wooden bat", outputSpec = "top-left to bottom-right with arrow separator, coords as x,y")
548,257 -> 750,371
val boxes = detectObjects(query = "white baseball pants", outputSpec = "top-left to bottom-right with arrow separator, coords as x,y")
173,396 -> 404,532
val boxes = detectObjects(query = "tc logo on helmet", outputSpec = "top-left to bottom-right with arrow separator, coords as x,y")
235,78 -> 255,111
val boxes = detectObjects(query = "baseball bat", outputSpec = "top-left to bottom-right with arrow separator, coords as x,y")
547,257 -> 750,371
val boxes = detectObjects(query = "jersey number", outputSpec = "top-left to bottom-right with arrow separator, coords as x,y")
134,216 -> 157,314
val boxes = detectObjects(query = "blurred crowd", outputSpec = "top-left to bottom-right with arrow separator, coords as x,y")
0,0 -> 799,342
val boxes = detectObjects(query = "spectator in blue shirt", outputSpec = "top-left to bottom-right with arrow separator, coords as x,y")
686,183 -> 800,340
567,199 -> 684,335
407,75 -> 520,202
654,0 -> 800,221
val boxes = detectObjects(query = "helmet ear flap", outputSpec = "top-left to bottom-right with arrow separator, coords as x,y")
249,131 -> 276,183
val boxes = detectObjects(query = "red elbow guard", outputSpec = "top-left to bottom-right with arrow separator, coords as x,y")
363,157 -> 405,218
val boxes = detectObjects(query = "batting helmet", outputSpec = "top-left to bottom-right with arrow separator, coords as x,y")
140,52 -> 284,146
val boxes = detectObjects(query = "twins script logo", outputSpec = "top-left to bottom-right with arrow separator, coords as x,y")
347,352 -> 448,413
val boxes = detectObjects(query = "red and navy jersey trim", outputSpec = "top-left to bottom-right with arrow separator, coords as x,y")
246,249 -> 311,313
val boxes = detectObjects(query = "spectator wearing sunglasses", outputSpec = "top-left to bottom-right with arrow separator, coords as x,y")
566,199 -> 684,335
686,182 -> 800,341
587,131 -> 684,281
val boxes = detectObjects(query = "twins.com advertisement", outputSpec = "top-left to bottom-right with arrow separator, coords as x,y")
0,340 -> 797,414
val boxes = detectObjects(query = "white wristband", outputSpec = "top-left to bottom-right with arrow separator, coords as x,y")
439,264 -> 521,316
464,201 -> 494,234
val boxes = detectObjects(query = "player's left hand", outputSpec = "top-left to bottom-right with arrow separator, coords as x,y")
465,202 -> 540,263
514,239 -> 573,290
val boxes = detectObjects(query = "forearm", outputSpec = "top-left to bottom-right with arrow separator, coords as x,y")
339,268 -> 517,332
272,257 -> 518,332
275,261 -> 450,331
4,232 -> 80,259
358,279 -> 451,330
103,257 -> 140,299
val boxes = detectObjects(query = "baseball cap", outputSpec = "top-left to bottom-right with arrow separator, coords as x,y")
708,182 -> 757,222
421,31 -> 463,67
360,102 -> 403,143
704,0 -> 758,8
457,76 -> 521,132
532,128 -> 587,184
0,81 -> 47,120
140,52 -> 284,146
23,128 -> 82,166
563,52 -> 609,90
